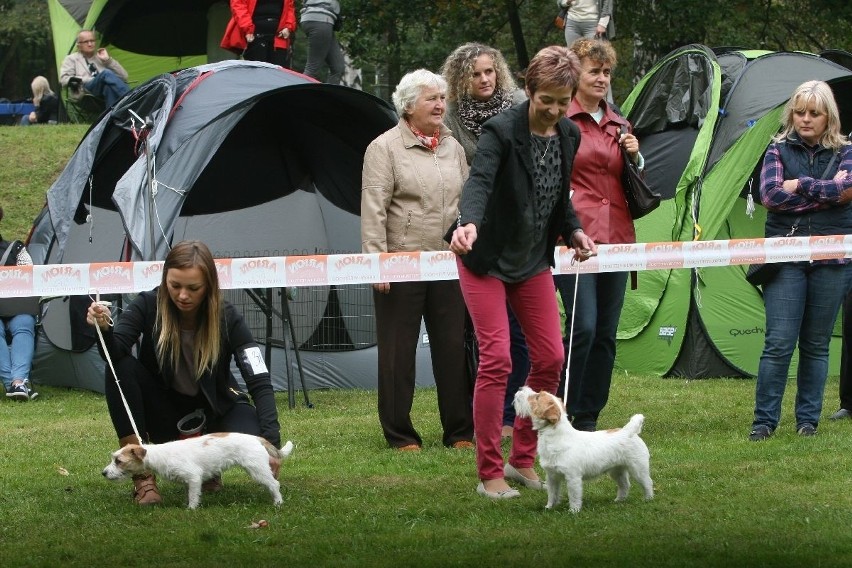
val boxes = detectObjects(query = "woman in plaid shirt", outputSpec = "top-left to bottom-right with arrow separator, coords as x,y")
749,80 -> 852,442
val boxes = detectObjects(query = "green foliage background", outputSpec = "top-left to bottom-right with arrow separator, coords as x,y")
336,0 -> 852,102
1,1 -> 851,103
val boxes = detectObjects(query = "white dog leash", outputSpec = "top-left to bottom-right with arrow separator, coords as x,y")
562,258 -> 582,409
91,291 -> 144,445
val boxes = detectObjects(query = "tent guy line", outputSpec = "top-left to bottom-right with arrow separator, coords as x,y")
2,235 -> 850,299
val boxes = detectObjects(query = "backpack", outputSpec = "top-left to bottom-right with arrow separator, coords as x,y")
0,239 -> 24,266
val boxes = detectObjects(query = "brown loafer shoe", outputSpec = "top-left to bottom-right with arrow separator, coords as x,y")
132,474 -> 162,505
451,440 -> 475,449
397,444 -> 421,451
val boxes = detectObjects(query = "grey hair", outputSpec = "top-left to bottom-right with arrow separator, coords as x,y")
391,69 -> 448,117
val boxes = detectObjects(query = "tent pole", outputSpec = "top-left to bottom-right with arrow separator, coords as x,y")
142,116 -> 156,261
281,288 -> 311,408
264,287 -> 275,383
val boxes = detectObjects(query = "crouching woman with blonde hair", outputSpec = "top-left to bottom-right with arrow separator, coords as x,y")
88,240 -> 282,504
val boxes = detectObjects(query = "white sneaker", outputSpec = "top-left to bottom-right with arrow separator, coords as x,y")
6,381 -> 36,401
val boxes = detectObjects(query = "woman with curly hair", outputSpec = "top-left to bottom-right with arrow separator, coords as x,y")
440,43 -> 531,441
440,43 -> 526,164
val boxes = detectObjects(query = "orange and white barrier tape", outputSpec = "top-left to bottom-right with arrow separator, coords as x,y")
2,235 -> 851,299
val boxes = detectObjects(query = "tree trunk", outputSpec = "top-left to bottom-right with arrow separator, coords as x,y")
386,22 -> 402,92
505,0 -> 529,71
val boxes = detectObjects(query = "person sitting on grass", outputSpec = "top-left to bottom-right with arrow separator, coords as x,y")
0,206 -> 38,401
21,76 -> 58,125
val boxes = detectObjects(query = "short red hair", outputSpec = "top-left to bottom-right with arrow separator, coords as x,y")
524,45 -> 580,96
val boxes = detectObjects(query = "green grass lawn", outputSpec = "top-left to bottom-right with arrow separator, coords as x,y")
1,115 -> 851,568
1,374 -> 851,567
0,124 -> 89,240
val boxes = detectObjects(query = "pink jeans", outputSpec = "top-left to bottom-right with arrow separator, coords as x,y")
457,260 -> 564,480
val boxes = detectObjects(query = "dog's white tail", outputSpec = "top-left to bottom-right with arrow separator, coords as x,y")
279,440 -> 294,459
622,414 -> 645,437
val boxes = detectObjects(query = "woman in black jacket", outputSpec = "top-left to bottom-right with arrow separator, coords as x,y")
449,46 -> 596,499
24,76 -> 58,125
88,240 -> 281,505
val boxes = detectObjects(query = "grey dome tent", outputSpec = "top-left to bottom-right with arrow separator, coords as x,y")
615,46 -> 852,379
28,60 -> 442,394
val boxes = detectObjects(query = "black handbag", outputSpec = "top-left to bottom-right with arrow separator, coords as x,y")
745,262 -> 782,286
745,216 -> 803,287
620,144 -> 660,219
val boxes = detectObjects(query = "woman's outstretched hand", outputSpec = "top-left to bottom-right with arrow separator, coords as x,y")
86,300 -> 112,330
571,230 -> 598,262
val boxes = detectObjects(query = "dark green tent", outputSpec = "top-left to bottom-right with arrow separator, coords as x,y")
616,45 -> 852,378
47,0 -> 230,90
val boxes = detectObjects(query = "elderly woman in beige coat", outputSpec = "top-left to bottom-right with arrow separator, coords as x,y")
361,69 -> 474,451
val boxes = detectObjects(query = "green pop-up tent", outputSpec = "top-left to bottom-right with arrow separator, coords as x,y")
47,0 -> 230,90
615,45 -> 852,378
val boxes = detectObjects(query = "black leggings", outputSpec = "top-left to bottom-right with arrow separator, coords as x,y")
104,357 -> 261,444
243,16 -> 291,68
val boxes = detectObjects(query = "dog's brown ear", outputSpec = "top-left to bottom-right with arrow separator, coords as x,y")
129,446 -> 147,460
528,393 -> 540,416
541,396 -> 562,424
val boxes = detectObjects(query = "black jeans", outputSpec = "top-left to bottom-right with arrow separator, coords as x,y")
554,270 -> 628,430
243,17 -> 291,68
105,357 -> 261,443
501,305 -> 529,427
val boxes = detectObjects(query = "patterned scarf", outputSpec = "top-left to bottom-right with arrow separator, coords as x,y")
407,121 -> 440,151
457,90 -> 513,137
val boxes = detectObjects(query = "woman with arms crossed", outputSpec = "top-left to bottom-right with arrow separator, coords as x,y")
749,81 -> 852,441
440,42 -> 530,440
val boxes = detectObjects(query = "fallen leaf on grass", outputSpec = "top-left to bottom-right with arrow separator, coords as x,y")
248,520 -> 269,529
57,467 -> 70,476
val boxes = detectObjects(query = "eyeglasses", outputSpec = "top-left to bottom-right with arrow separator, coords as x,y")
77,39 -> 96,45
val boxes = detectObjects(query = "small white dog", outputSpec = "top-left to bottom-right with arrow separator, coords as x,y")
102,432 -> 294,509
513,386 -> 653,512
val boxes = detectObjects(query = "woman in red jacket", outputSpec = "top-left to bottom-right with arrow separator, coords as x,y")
221,0 -> 297,68
555,37 -> 642,432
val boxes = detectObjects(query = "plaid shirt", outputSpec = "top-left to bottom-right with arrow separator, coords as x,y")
759,139 -> 852,213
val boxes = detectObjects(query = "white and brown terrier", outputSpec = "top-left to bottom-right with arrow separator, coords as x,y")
513,386 -> 653,512
102,432 -> 294,509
